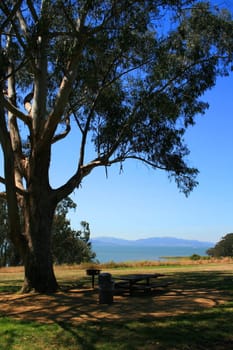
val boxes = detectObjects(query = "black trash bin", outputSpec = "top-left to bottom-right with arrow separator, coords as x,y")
98,273 -> 114,304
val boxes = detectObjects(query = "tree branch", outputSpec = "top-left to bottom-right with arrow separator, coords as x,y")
26,0 -> 38,22
0,173 -> 26,196
0,0 -> 23,33
70,106 -> 84,134
124,155 -> 168,171
16,7 -> 30,40
0,176 -> 6,185
78,91 -> 102,168
52,117 -> 71,144
41,37 -> 88,148
0,1 -> 27,51
1,96 -> 32,126
51,158 -> 103,204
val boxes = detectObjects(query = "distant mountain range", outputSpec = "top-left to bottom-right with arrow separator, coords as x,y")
91,236 -> 214,248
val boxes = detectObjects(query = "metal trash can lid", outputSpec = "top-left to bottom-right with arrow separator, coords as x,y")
98,273 -> 112,283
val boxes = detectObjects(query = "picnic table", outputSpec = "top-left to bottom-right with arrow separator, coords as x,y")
114,273 -> 168,295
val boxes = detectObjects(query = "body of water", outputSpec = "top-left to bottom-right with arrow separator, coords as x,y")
92,243 -> 211,263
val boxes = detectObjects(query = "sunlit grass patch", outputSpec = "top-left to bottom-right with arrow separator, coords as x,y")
0,318 -> 80,350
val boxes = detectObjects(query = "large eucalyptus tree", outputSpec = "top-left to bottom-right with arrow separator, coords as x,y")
0,0 -> 232,292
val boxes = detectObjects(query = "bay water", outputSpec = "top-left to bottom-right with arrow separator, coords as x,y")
92,243 -> 211,263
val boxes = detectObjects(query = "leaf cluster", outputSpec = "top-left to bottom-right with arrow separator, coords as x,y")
51,200 -> 96,264
1,1 -> 233,197
207,233 -> 233,257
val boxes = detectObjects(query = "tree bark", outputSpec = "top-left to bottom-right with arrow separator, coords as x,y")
22,248 -> 58,293
21,192 -> 59,293
17,141 -> 59,293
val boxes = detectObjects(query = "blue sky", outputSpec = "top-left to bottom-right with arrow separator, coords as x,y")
49,73 -> 233,244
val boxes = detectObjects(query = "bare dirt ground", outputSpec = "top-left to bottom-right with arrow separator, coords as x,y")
0,263 -> 232,324
0,285 -> 229,324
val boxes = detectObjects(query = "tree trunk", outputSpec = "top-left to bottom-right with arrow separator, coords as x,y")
20,186 -> 59,293
22,248 -> 58,293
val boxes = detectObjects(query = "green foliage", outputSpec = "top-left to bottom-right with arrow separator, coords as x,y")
0,197 -> 96,266
51,199 -> 96,264
0,198 -> 20,266
190,254 -> 201,260
206,233 -> 233,257
0,198 -> 9,266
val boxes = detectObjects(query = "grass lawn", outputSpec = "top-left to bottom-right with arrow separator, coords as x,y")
0,261 -> 233,349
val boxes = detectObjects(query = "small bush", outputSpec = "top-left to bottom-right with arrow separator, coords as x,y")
190,254 -> 201,261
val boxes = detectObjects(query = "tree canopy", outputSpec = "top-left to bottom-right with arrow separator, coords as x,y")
207,233 -> 233,258
0,0 -> 233,292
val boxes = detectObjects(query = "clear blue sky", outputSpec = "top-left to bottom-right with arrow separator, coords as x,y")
50,73 -> 233,244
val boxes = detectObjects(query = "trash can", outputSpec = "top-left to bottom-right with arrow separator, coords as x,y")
98,273 -> 114,304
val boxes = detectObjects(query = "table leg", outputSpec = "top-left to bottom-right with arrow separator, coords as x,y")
129,281 -> 134,296
92,275 -> 95,289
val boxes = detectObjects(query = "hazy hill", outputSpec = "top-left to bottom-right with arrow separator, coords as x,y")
91,236 -> 214,247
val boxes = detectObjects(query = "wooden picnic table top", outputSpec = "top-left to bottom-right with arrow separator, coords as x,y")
114,273 -> 167,295
114,273 -> 165,284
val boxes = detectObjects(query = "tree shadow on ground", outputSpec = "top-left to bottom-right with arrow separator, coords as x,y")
55,305 -> 233,350
1,271 -> 233,323
1,270 -> 233,349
